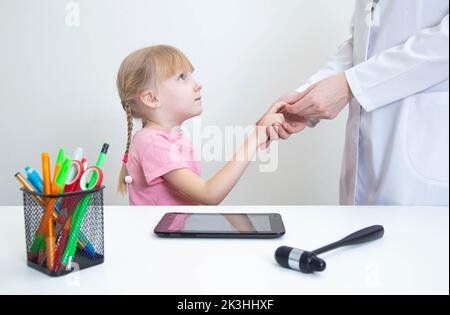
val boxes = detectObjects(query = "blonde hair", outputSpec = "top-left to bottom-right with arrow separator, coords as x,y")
117,45 -> 194,194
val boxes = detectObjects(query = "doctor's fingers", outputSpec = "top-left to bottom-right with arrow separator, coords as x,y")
268,125 -> 280,142
283,85 -> 315,113
277,90 -> 308,105
284,94 -> 315,115
273,113 -> 286,124
264,121 -> 287,148
273,122 -> 291,140
282,121 -> 307,134
257,102 -> 286,125
260,129 -> 276,150
267,101 -> 288,115
262,113 -> 286,126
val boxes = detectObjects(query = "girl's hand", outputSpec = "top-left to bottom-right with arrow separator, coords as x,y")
256,102 -> 286,147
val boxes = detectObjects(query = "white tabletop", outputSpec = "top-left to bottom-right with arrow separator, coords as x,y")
0,206 -> 448,295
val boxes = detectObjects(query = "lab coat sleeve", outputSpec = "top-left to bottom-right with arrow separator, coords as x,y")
345,14 -> 449,112
296,14 -> 355,94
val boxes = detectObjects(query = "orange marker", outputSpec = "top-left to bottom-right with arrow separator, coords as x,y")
38,152 -> 52,265
33,157 -> 72,264
42,152 -> 52,196
45,217 -> 56,271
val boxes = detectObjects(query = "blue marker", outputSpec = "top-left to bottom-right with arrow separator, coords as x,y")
25,166 -> 43,193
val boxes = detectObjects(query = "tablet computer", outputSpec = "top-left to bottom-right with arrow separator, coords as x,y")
154,212 -> 285,239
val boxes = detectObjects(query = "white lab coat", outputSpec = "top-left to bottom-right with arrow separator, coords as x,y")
297,0 -> 449,205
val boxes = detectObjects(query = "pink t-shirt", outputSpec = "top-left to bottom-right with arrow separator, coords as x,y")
127,127 -> 201,205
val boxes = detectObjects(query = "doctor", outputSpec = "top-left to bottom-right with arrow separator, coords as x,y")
270,0 -> 449,205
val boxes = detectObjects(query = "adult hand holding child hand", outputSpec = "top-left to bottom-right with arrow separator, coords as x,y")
260,73 -> 352,149
256,101 -> 287,150
257,95 -> 309,150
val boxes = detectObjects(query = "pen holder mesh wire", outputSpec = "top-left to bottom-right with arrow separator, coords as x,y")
21,186 -> 105,277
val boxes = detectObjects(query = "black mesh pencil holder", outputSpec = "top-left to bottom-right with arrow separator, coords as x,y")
21,186 -> 105,277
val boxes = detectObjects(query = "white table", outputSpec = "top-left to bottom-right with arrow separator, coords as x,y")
1,206 -> 448,295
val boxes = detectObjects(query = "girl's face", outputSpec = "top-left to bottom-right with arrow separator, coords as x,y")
157,71 -> 203,123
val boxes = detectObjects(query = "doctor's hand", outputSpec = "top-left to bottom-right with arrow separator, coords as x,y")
260,91 -> 309,149
284,73 -> 353,120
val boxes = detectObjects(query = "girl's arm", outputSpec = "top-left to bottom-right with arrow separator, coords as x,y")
163,103 -> 286,205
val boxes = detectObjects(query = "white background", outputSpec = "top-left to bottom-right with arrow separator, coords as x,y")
0,0 -> 354,205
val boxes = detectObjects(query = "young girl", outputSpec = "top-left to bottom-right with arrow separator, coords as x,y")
117,45 -> 285,205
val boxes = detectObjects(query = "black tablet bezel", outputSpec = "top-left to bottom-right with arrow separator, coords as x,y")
154,212 -> 285,239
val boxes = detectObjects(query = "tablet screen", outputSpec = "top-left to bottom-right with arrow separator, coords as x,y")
155,213 -> 285,235
169,213 -> 272,233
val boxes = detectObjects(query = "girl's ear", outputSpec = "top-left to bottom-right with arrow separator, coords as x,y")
139,89 -> 160,109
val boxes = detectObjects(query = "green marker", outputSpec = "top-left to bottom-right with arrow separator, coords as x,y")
29,235 -> 45,260
60,144 -> 109,268
56,148 -> 65,163
70,143 -> 108,225
52,148 -> 65,185
89,143 -> 108,186
55,157 -> 72,193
